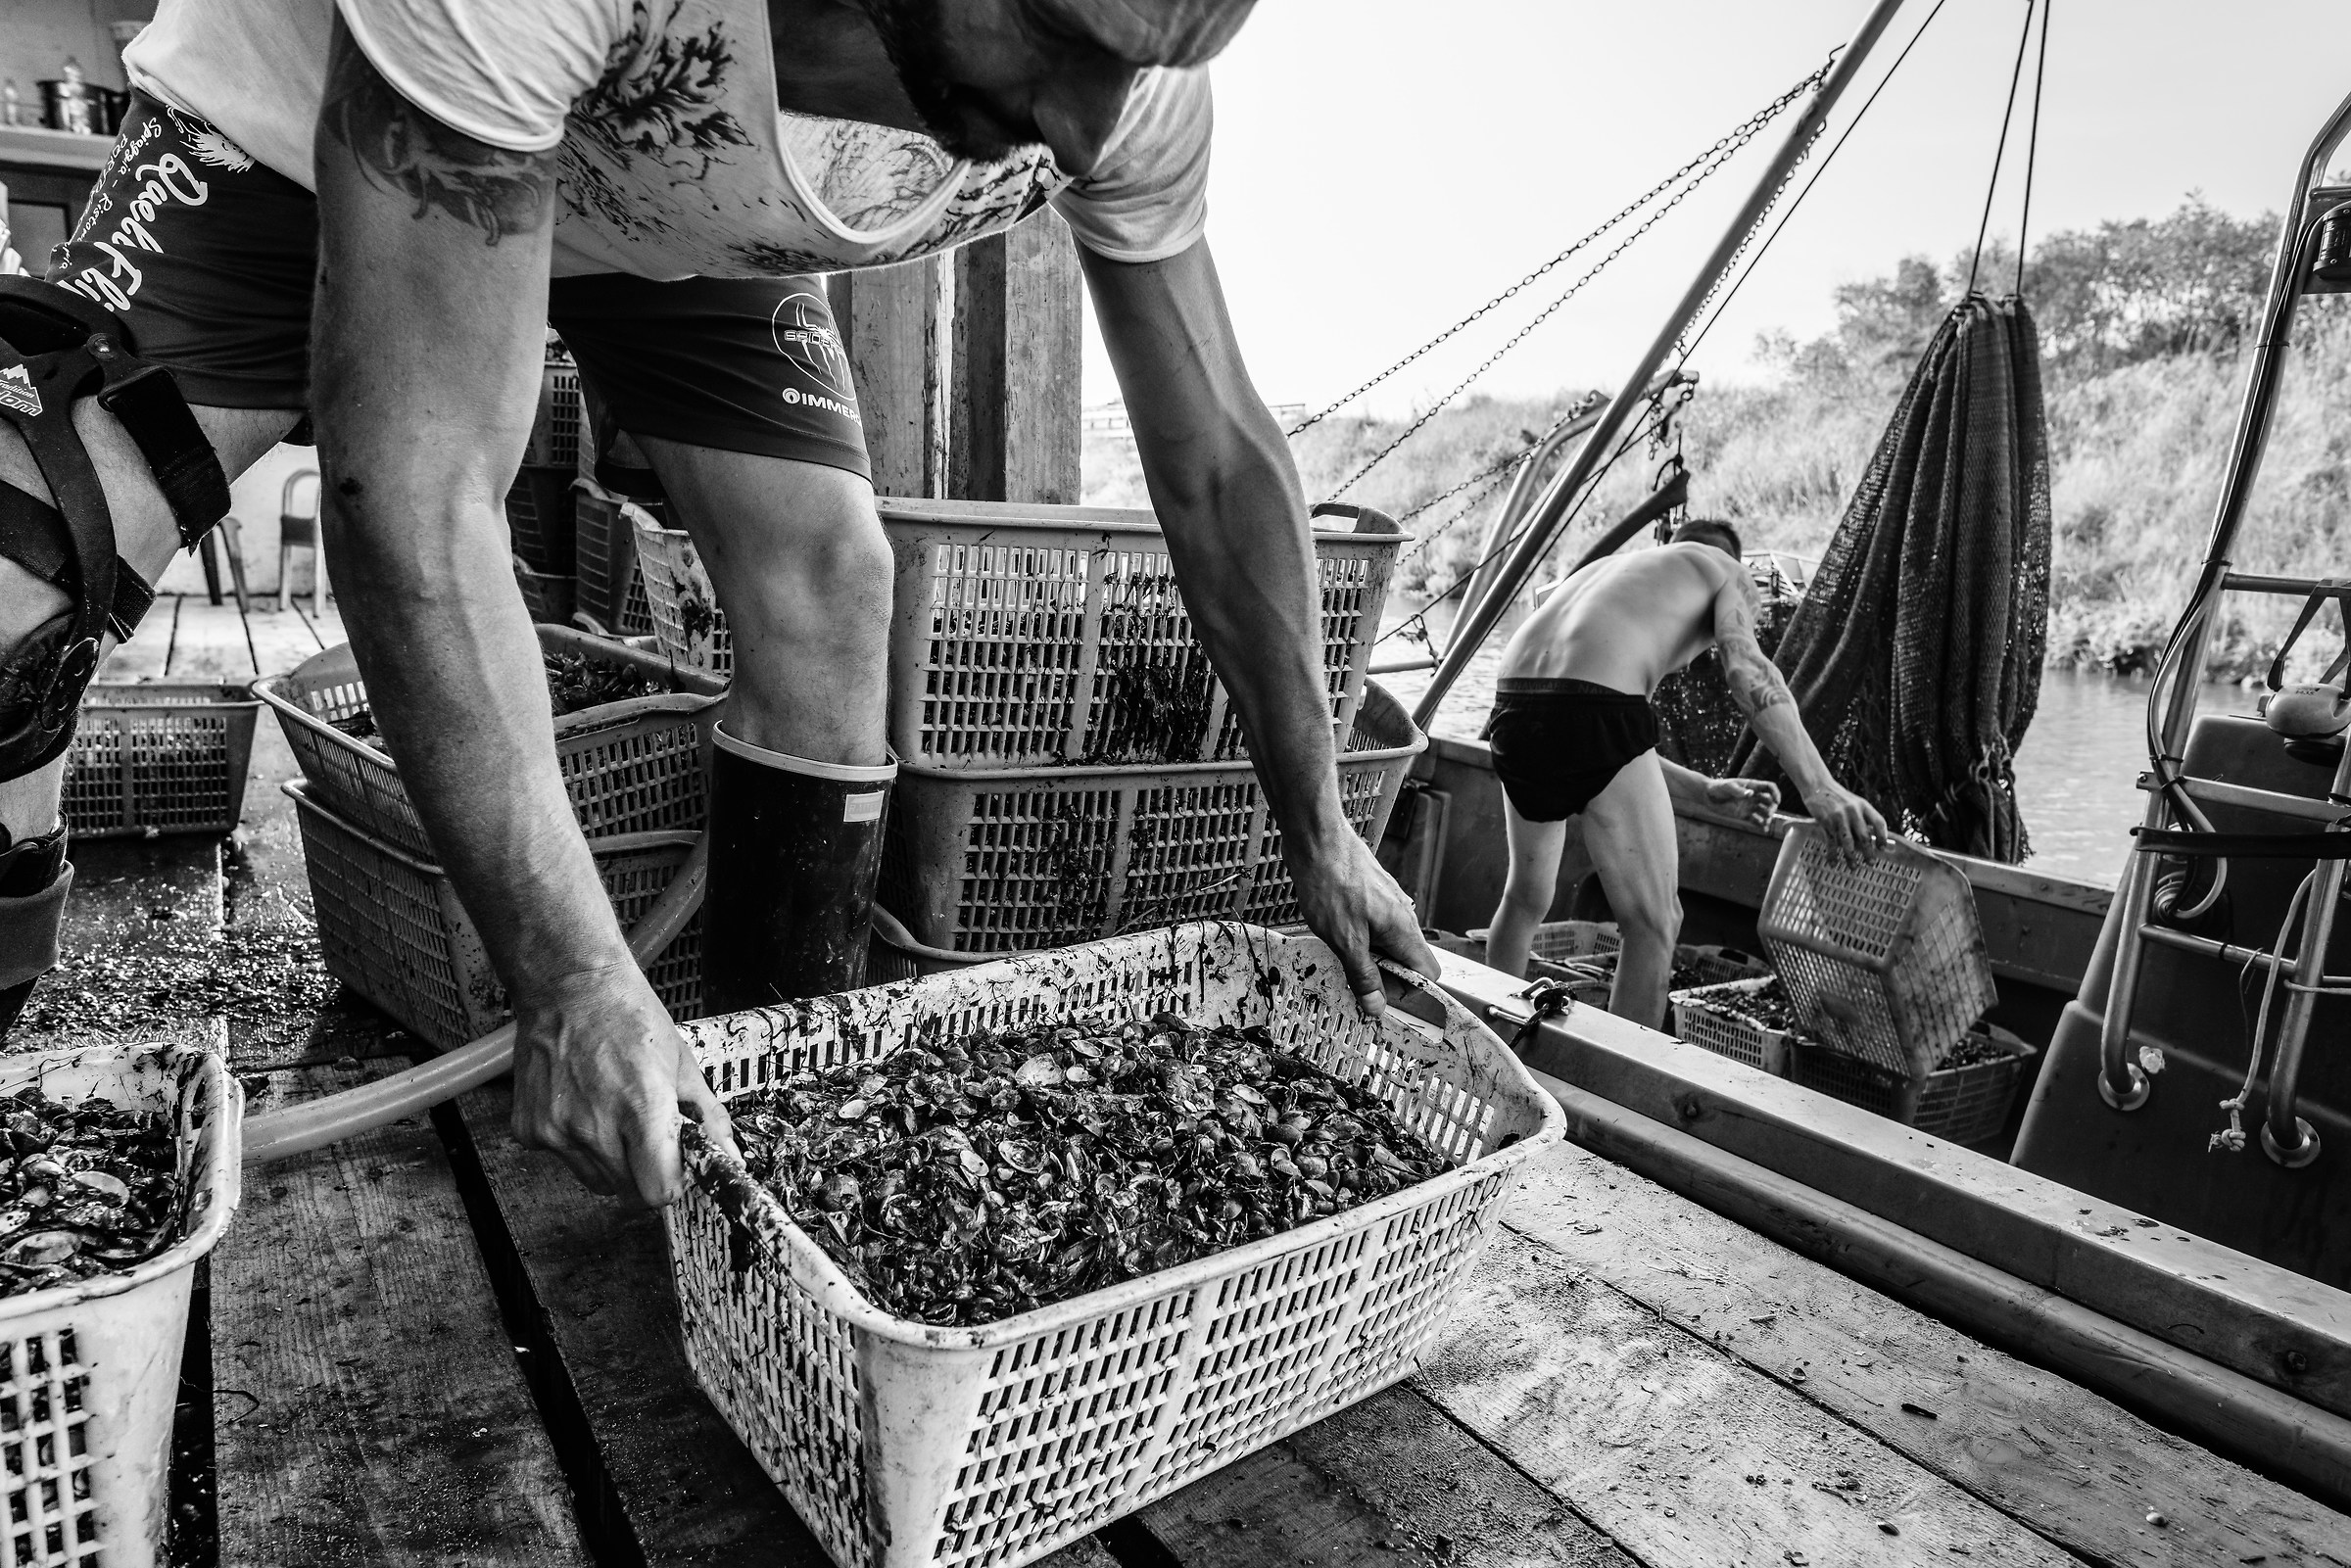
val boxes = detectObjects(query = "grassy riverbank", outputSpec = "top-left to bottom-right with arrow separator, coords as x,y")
1085,200 -> 2350,683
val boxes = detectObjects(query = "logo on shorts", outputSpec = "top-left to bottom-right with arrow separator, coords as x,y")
0,366 -> 41,417
770,289 -> 856,414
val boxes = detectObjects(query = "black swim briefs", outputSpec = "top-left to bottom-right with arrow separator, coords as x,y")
1483,677 -> 1660,823
45,95 -> 871,481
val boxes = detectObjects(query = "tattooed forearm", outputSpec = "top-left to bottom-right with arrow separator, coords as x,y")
1722,639 -> 1791,716
319,19 -> 553,244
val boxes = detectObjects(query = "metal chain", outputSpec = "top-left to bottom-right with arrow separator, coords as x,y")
1377,404 -> 1668,649
1285,58 -> 1836,446
1321,73 -> 1826,504
1391,392 -> 1603,535
1676,83 -> 1834,361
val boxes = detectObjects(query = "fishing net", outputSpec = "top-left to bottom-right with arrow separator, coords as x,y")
1732,293 -> 2052,862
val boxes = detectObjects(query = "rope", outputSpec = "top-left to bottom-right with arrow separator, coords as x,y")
2015,0 -> 2052,294
1677,0 -> 1951,366
1967,0 -> 2039,297
1282,62 -> 1834,443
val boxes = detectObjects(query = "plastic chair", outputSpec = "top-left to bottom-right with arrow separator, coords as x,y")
277,470 -> 324,613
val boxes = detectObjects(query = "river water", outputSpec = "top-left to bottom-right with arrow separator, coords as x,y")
1370,631 -> 2251,888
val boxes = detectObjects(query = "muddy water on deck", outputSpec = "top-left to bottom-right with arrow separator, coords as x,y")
1371,619 -> 2255,888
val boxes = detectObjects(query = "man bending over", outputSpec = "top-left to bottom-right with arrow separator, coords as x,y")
1481,518 -> 1888,1026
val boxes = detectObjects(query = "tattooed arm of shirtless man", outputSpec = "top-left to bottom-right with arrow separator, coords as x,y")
1706,563 -> 1888,856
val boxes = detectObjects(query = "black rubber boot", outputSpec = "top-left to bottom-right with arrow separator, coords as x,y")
702,723 -> 894,1013
0,823 -> 72,1037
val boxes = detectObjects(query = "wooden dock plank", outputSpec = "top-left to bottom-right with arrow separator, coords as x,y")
1504,1133 -> 2351,1566
244,604 -> 327,676
1415,1231 -> 2086,1568
164,598 -> 259,681
1135,1383 -> 1634,1567
215,1063 -> 591,1568
10,836 -> 221,1053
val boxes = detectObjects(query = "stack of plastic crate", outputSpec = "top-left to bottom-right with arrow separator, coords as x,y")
259,627 -> 721,1047
509,356 -> 583,624
574,476 -> 656,637
1755,824 -> 2034,1142
864,499 -> 1416,960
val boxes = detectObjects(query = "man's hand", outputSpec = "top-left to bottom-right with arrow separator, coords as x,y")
1803,782 -> 1891,857
1704,776 -> 1779,826
509,962 -> 738,1207
1288,831 -> 1441,1018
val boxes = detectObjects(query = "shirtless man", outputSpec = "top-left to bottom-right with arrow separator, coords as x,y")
0,0 -> 1436,1208
1482,518 -> 1889,1026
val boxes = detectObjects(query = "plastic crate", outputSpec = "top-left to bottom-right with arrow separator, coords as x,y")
1787,1023 -> 2037,1145
62,684 -> 261,838
634,515 -> 731,677
0,1041 -> 238,1568
255,626 -> 718,861
1757,824 -> 1996,1073
525,359 -> 583,469
1461,924 -> 1768,1006
1671,976 -> 1798,1076
575,483 -> 654,637
505,463 -> 578,573
882,499 -> 1403,770
289,782 -> 701,1050
880,683 -> 1424,955
512,558 -> 577,625
668,921 -> 1564,1568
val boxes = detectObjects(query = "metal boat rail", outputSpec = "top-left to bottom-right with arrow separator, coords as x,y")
2096,90 -> 2351,1164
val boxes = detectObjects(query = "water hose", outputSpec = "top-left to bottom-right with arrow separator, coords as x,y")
241,833 -> 710,1164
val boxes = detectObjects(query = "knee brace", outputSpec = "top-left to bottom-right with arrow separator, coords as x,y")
0,275 -> 229,781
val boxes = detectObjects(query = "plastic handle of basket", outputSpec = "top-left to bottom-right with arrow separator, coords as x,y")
1377,959 -> 1453,1032
241,833 -> 711,1165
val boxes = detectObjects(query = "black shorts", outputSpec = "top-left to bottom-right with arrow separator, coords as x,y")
45,95 -> 871,481
1483,677 -> 1659,823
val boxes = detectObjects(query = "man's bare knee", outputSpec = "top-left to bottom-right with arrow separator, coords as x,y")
1499,874 -> 1553,924
1617,891 -> 1682,947
729,500 -> 889,651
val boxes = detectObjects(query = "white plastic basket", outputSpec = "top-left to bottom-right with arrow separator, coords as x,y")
1671,975 -> 1799,1075
0,1043 -> 239,1568
670,922 -> 1561,1568
633,515 -> 732,678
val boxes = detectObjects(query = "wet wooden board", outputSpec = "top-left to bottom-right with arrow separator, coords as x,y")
241,604 -> 329,676
1504,1133 -> 2351,1567
1134,1383 -> 1635,1568
1433,951 -> 2351,1423
8,836 -> 221,1054
162,597 -> 259,681
213,1063 -> 591,1568
1415,1231 -> 2086,1567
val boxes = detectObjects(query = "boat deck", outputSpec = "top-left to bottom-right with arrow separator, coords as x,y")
45,597 -> 2351,1568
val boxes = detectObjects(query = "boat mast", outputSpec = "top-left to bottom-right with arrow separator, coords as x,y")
1410,0 -> 1910,731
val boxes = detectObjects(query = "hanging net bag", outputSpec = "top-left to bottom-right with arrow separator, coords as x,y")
1733,292 -> 2053,862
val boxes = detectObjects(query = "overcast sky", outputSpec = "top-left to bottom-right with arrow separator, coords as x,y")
1082,0 -> 2351,415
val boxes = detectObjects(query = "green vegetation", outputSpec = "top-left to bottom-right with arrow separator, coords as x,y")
1085,199 -> 2351,682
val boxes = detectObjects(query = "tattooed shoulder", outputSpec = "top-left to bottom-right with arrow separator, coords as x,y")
319,20 -> 554,245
